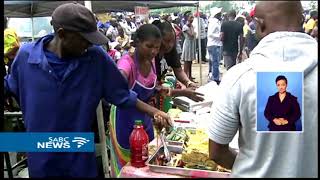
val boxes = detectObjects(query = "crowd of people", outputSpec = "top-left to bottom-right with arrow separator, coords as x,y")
3,1 -> 318,178
92,7 -> 318,86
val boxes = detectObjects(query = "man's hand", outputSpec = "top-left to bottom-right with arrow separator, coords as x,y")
182,89 -> 205,102
153,111 -> 173,132
273,118 -> 282,126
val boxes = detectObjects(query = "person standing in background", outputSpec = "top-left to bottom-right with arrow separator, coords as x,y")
115,27 -> 129,52
245,8 -> 259,57
235,15 -> 246,63
181,13 -> 197,80
106,18 -> 119,42
220,10 -> 244,70
172,17 -> 183,59
4,16 -> 20,75
120,15 -> 137,40
207,7 -> 223,85
305,10 -> 318,35
193,11 -> 208,63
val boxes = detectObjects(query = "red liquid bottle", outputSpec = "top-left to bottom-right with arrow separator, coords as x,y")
129,120 -> 149,168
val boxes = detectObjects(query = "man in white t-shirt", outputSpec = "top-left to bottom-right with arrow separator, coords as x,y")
207,7 -> 223,84
208,1 -> 318,178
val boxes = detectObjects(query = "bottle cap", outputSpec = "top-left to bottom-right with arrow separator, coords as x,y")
135,120 -> 143,125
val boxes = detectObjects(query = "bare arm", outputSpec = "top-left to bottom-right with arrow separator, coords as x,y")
220,32 -> 224,42
184,24 -> 195,37
136,94 -> 172,131
4,46 -> 19,59
173,67 -> 191,87
171,89 -> 204,102
209,139 -> 237,170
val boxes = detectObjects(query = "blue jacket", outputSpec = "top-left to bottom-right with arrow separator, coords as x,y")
4,34 -> 137,177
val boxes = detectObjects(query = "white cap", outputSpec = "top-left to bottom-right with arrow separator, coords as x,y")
210,7 -> 222,17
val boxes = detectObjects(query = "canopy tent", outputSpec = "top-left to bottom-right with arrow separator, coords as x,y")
4,1 -> 204,177
4,0 -> 203,85
4,1 -> 198,18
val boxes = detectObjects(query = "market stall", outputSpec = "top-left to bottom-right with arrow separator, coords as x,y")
119,81 -> 239,178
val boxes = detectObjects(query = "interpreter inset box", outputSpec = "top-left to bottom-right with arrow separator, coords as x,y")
256,72 -> 303,132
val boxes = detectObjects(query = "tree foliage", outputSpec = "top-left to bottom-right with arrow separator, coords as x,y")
203,1 -> 234,14
149,6 -> 197,16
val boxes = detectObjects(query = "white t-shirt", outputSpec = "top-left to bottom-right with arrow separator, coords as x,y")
207,17 -> 222,47
208,32 -> 318,178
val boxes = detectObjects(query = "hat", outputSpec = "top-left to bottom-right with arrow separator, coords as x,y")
51,2 -> 108,45
210,7 -> 222,17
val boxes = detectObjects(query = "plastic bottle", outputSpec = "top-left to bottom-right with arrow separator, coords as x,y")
129,120 -> 149,168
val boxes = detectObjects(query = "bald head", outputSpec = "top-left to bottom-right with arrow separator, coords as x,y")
255,1 -> 304,39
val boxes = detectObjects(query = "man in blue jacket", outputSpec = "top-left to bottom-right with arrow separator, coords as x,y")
4,2 -> 171,178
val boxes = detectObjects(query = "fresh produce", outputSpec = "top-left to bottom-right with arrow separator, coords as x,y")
152,150 -> 230,172
151,128 -> 231,173
166,127 -> 189,144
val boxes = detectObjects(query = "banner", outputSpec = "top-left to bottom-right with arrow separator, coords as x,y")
0,132 -> 94,152
134,6 -> 149,23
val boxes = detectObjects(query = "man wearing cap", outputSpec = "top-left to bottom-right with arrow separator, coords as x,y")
4,3 -> 171,178
207,7 -> 223,84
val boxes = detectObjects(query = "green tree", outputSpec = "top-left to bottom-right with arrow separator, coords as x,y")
149,6 -> 196,16
309,1 -> 318,10
206,1 -> 234,13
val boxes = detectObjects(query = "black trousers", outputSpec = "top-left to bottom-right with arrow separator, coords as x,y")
196,38 -> 207,62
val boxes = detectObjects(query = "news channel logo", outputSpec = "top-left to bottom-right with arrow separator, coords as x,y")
0,133 -> 94,152
37,136 -> 91,149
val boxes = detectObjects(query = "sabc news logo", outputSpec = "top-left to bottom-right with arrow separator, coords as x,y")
37,136 -> 90,149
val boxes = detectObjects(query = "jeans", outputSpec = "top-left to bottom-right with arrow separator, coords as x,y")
208,46 -> 222,81
223,51 -> 238,70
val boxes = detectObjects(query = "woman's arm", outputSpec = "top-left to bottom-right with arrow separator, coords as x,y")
136,99 -> 172,131
183,25 -> 194,37
173,67 -> 190,85
287,97 -> 301,125
171,89 -> 204,102
173,67 -> 197,88
264,96 -> 275,122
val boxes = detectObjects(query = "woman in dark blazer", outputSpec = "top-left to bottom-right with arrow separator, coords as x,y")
264,75 -> 301,131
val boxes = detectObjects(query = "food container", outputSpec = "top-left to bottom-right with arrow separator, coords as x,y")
146,145 -> 231,178
173,96 -> 213,112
